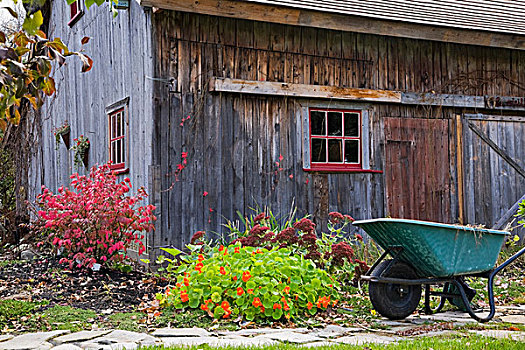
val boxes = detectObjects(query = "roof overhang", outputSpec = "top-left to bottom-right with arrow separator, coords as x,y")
139,0 -> 525,51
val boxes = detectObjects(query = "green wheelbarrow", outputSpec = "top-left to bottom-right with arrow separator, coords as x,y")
353,218 -> 525,322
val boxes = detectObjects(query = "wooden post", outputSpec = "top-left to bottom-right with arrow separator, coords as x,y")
456,114 -> 465,225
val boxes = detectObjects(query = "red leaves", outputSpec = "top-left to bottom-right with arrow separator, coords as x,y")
32,163 -> 156,269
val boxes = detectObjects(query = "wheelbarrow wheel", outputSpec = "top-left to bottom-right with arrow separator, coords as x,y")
368,260 -> 421,320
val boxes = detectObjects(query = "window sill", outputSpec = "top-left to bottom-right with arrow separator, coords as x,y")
303,167 -> 383,174
110,166 -> 129,175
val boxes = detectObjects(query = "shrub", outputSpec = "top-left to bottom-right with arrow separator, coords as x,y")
225,210 -> 367,283
32,163 -> 156,269
157,244 -> 339,321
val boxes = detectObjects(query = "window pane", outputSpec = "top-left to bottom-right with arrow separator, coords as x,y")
116,113 -> 121,137
327,112 -> 342,136
111,142 -> 115,163
112,114 -> 117,139
345,140 -> 359,163
311,138 -> 326,162
344,113 -> 359,137
116,140 -> 121,163
328,139 -> 343,162
311,111 -> 326,136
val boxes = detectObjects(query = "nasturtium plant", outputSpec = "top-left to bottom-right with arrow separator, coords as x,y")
157,244 -> 340,321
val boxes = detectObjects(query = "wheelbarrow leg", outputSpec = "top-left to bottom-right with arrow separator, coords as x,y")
424,284 -> 447,315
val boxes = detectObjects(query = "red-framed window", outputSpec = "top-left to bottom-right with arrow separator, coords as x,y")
68,0 -> 84,27
308,108 -> 362,171
108,107 -> 128,173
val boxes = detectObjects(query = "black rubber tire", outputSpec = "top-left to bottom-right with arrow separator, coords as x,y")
368,260 -> 422,320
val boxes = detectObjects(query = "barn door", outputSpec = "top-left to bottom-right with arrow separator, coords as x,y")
461,114 -> 525,233
384,117 -> 452,222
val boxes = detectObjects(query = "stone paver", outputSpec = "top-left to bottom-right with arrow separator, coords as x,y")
500,315 -> 525,324
0,335 -> 13,343
262,331 -> 324,344
333,333 -> 401,345
53,331 -> 112,345
52,345 -> 83,350
151,327 -> 210,337
469,330 -> 525,342
2,307 -> 525,349
0,330 -> 70,350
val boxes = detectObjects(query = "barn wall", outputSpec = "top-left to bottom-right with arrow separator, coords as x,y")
151,11 -> 525,247
31,2 -> 155,218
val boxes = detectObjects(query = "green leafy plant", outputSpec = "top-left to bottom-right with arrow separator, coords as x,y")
157,244 -> 339,321
71,135 -> 90,168
53,121 -> 70,150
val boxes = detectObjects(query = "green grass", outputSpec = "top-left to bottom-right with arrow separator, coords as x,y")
108,312 -> 147,332
139,334 -> 525,350
0,259 -> 21,267
24,305 -> 97,332
0,300 -> 47,329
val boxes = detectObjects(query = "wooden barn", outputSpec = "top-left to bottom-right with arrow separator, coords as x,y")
32,0 -> 525,255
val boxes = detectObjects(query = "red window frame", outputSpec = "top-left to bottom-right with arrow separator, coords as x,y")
108,107 -> 128,174
308,108 -> 363,172
68,0 -> 84,27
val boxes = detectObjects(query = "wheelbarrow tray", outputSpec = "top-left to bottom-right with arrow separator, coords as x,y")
353,218 -> 509,278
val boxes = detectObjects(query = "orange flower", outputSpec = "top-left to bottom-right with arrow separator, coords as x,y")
233,276 -> 238,281
198,254 -> 204,262
234,247 -> 240,254
242,271 -> 252,282
219,245 -> 224,252
332,300 -> 338,307
223,250 -> 228,256
180,290 -> 189,303
255,249 -> 262,254
252,297 -> 262,308
260,306 -> 265,313
176,282 -> 182,288
200,304 -> 209,311
221,300 -> 230,310
195,262 -> 204,273
283,286 -> 290,294
285,313 -> 291,319
247,289 -> 254,294
220,266 -> 226,275
183,277 -> 189,287
307,302 -> 313,310
237,287 -> 244,296
273,303 -> 282,310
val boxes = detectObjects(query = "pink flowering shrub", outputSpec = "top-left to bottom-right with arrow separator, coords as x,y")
32,163 -> 156,269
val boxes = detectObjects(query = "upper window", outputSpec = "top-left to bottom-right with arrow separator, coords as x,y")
68,0 -> 84,27
308,108 -> 362,171
107,98 -> 129,174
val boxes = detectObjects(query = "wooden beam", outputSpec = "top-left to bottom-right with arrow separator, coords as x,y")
139,0 -> 525,51
467,120 -> 525,179
492,193 -> 525,230
464,114 -> 525,122
210,78 -> 402,103
401,92 -> 484,108
211,78 -> 525,111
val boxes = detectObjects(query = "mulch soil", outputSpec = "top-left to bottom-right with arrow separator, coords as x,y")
0,256 -> 167,314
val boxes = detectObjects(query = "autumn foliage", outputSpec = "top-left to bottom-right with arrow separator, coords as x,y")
32,163 -> 156,269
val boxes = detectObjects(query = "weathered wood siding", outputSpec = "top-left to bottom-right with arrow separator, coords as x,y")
30,1 -> 155,224
152,11 -> 525,247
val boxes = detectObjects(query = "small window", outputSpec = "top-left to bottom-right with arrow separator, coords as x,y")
106,98 -> 129,174
308,108 -> 362,171
68,0 -> 84,27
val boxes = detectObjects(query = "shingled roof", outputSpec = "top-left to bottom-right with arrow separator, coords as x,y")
243,0 -> 525,35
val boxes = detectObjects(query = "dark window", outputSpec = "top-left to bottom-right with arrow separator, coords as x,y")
309,108 -> 362,171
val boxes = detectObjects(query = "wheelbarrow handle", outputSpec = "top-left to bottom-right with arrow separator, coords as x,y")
460,245 -> 525,323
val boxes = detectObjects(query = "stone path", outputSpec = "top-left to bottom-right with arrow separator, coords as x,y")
1,308 -> 524,349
